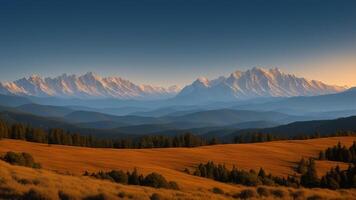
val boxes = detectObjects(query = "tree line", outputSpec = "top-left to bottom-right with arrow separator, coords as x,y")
319,141 -> 356,163
192,159 -> 356,190
84,169 -> 179,190
1,118 -> 356,149
296,157 -> 356,189
190,161 -> 299,187
0,119 -> 216,148
234,131 -> 356,144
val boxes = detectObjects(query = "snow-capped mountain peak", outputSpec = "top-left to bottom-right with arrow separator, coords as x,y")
0,68 -> 347,102
0,73 -> 180,100
195,77 -> 210,87
176,67 -> 347,102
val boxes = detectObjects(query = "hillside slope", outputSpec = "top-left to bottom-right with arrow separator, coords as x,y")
223,116 -> 356,140
0,137 -> 354,191
3,158 -> 355,200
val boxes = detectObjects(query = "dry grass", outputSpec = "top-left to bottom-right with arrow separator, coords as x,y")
1,160 -> 356,200
0,160 -> 230,200
1,137 -> 356,199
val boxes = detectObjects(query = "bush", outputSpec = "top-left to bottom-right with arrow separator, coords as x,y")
168,181 -> 179,190
89,169 -> 178,190
271,189 -> 286,198
0,186 -> 22,199
23,189 -> 51,200
107,170 -> 128,184
58,190 -> 76,200
256,186 -> 269,197
16,178 -> 32,185
118,192 -> 126,198
143,173 -> 169,188
2,152 -> 41,169
150,193 -> 162,200
239,189 -> 256,199
234,170 -> 261,186
184,168 -> 190,174
290,190 -> 305,200
211,187 -> 224,194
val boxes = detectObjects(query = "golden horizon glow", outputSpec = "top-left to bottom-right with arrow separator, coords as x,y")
292,51 -> 356,88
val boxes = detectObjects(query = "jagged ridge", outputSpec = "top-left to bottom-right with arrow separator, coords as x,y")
0,72 -> 180,100
176,67 -> 346,102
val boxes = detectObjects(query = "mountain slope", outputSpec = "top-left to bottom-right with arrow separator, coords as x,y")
232,87 -> 356,113
223,115 -> 356,141
16,103 -> 74,117
175,67 -> 346,103
0,72 -> 180,100
164,109 -> 291,126
0,94 -> 32,107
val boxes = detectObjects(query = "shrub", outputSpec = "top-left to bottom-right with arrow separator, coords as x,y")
16,178 -> 32,185
290,190 -> 305,200
118,191 -> 126,198
150,193 -> 162,200
23,189 -> 51,200
58,190 -> 76,200
0,186 -> 22,199
107,170 -> 128,184
271,189 -> 286,198
89,169 -> 177,190
256,186 -> 269,197
168,181 -> 179,190
239,189 -> 256,199
2,152 -> 41,169
143,173 -> 169,188
211,187 -> 224,194
184,168 -> 190,174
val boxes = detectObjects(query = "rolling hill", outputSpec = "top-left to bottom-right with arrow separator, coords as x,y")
16,103 -> 74,117
222,116 -> 356,141
232,87 -> 356,113
0,137 -> 355,193
0,94 -> 32,107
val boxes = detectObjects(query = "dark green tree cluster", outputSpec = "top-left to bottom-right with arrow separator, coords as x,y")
85,169 -> 179,190
297,158 -> 356,189
319,142 -> 356,163
1,151 -> 41,168
0,120 -> 114,147
320,165 -> 356,189
113,133 -> 209,148
0,119 -> 215,149
234,131 -> 356,144
299,158 -> 320,188
192,161 -> 299,187
234,133 -> 278,144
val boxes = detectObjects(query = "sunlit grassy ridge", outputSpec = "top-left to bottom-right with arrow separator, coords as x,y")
1,137 -> 356,199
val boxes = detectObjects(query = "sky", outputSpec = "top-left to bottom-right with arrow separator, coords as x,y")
0,0 -> 355,87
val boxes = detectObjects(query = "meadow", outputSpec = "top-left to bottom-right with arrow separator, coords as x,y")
1,137 -> 356,199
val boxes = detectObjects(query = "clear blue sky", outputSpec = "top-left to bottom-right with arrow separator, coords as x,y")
0,0 -> 355,87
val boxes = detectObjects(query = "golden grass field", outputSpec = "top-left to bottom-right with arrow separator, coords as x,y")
1,137 -> 356,199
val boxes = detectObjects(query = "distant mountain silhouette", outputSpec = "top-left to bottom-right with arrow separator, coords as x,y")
175,67 -> 346,103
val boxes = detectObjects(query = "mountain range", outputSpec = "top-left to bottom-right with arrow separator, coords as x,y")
0,68 -> 347,101
176,67 -> 346,102
0,72 -> 180,100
